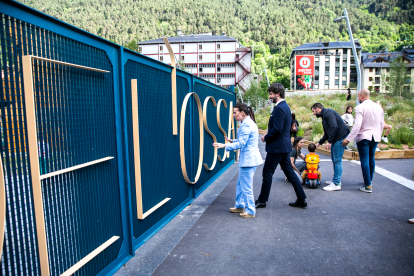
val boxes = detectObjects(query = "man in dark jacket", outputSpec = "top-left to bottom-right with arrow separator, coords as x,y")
256,83 -> 307,209
312,103 -> 350,191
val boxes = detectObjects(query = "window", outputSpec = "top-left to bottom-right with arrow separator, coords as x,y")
386,68 -> 389,72
199,67 -> 203,72
315,66 -> 319,71
181,56 -> 184,61
335,67 -> 339,71
199,74 -> 215,79
184,64 -> 197,68
369,77 -> 373,81
315,57 -> 319,62
325,57 -> 330,62
335,75 -> 339,79
315,76 -> 319,80
217,44 -> 221,49
325,66 -> 330,71
217,67 -> 221,72
139,47 -> 142,53
160,46 -> 163,51
368,86 -> 372,91
369,68 -> 373,72
325,76 -> 329,80
199,55 -> 203,60
181,45 -> 185,50
336,50 -> 339,55
199,44 -> 202,50
343,67 -> 347,72
217,74 -> 235,78
336,58 -> 340,63
342,76 -> 346,81
314,85 -> 319,89
199,64 -> 215,68
217,54 -> 221,60
217,63 -> 234,68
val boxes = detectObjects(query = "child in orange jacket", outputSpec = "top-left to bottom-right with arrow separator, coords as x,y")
302,143 -> 321,181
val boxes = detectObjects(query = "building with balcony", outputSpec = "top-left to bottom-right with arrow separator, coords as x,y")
289,39 -> 362,90
361,47 -> 414,93
139,30 -> 252,91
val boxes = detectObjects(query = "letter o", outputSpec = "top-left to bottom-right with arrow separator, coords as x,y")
180,92 -> 204,184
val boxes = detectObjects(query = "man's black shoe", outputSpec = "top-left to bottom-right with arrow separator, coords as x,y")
255,200 -> 266,208
289,201 -> 307,209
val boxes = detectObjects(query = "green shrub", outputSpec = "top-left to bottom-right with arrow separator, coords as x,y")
389,126 -> 414,145
297,127 -> 304,137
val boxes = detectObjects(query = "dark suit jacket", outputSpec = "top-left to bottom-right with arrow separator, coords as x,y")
264,100 -> 292,154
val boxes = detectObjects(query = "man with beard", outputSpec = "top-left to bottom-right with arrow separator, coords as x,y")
312,103 -> 350,191
255,83 -> 307,209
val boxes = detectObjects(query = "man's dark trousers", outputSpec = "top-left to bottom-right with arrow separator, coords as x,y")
258,152 -> 306,203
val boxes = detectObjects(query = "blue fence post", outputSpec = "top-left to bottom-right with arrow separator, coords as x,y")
116,46 -> 135,257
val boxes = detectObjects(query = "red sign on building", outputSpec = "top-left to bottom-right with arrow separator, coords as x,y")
295,55 -> 314,90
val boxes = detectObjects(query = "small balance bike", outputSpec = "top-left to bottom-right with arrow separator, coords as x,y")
305,170 -> 320,189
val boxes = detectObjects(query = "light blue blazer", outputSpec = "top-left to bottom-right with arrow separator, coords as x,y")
225,116 -> 263,168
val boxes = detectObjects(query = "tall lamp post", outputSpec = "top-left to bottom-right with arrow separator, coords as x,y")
334,8 -> 361,106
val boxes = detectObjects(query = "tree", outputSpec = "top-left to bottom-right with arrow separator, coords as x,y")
242,80 -> 268,110
387,56 -> 411,99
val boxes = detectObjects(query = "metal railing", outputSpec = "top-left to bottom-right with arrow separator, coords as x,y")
0,1 -> 237,275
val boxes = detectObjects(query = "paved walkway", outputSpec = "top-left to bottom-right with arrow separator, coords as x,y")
115,138 -> 414,276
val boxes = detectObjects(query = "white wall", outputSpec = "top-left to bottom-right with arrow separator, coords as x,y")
200,42 -> 215,52
219,42 -> 235,52
199,53 -> 215,63
182,54 -> 197,63
181,43 -> 197,53
141,44 -> 158,55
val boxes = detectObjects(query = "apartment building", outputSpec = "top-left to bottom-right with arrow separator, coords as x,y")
139,30 -> 252,91
361,47 -> 414,93
289,39 -> 362,90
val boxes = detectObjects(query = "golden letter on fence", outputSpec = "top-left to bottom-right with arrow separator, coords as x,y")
180,92 -> 204,184
216,99 -> 228,162
0,155 -> 5,263
163,37 -> 177,135
203,96 -> 218,171
131,80 -> 170,219
227,101 -> 235,158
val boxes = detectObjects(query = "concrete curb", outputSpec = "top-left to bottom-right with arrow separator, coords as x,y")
258,129 -> 414,160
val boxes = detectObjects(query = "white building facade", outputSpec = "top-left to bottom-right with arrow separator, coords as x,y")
289,40 -> 362,90
361,48 -> 414,93
139,32 -> 252,91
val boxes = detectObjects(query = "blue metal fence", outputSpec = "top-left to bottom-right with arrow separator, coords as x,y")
0,1 -> 236,275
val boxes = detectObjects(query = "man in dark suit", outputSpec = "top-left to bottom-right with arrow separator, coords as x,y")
256,83 -> 307,208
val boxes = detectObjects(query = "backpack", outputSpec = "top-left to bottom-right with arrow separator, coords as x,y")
305,153 -> 320,171
291,121 -> 298,132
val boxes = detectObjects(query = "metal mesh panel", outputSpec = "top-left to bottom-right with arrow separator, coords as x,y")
0,14 -> 123,276
124,61 -> 192,239
194,82 -> 234,192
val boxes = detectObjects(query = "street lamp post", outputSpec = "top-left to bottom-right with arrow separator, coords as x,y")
334,8 -> 361,106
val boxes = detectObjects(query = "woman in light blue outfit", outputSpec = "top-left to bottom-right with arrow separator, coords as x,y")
213,103 -> 263,218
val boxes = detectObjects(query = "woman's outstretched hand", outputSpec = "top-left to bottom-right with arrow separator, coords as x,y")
213,143 -> 226,148
225,136 -> 233,143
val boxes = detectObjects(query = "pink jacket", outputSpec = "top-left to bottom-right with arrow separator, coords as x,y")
346,99 -> 384,143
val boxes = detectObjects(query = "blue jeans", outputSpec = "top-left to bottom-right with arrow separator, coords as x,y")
330,137 -> 346,184
356,138 -> 378,188
235,167 -> 257,215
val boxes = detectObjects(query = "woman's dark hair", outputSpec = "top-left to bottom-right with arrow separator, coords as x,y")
292,113 -> 296,120
345,105 -> 353,114
234,103 -> 256,123
292,136 -> 303,159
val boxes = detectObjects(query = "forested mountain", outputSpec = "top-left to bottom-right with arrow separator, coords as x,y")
17,0 -> 413,54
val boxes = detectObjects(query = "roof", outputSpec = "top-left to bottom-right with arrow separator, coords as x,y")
292,41 -> 362,51
139,35 -> 237,45
289,41 -> 362,60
